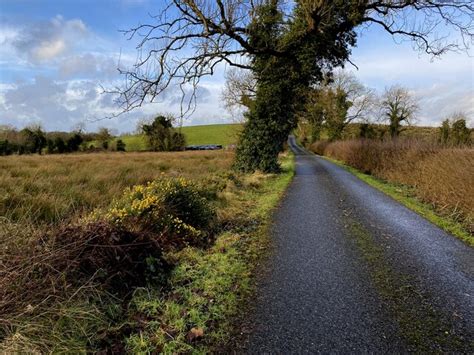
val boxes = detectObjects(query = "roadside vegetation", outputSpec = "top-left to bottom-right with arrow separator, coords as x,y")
0,149 -> 293,352
300,121 -> 473,243
321,152 -> 473,246
293,67 -> 473,243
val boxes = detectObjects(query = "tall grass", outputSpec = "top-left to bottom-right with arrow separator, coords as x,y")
0,151 -> 233,225
0,150 -> 232,351
310,139 -> 474,233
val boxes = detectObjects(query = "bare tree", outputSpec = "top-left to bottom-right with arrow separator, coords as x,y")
114,1 -> 473,114
331,71 -> 376,124
380,85 -> 419,137
221,67 -> 256,112
303,71 -> 375,141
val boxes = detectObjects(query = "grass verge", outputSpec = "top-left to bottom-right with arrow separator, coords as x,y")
125,153 -> 294,353
323,156 -> 473,246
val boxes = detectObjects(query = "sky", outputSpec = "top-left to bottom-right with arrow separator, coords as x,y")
0,0 -> 473,133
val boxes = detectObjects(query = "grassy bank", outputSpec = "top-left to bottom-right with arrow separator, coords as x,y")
310,141 -> 474,245
0,150 -> 294,352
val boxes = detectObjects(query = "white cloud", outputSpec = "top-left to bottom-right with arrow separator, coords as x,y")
58,53 -> 118,79
4,15 -> 89,64
416,83 -> 474,126
1,11 -> 472,132
34,39 -> 67,61
0,74 -> 231,133
351,41 -> 474,126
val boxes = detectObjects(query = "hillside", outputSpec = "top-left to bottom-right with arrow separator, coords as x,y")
106,123 -> 243,151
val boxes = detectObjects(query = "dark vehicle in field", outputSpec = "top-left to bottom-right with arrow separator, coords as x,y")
186,144 -> 223,151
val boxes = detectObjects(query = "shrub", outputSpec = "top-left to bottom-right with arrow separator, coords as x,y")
141,115 -> 186,151
309,140 -> 330,155
0,221 -> 167,320
53,221 -> 169,290
116,139 -> 126,151
107,177 -> 216,249
0,219 -> 169,353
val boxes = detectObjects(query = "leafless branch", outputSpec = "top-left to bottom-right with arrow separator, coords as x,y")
111,0 -> 473,118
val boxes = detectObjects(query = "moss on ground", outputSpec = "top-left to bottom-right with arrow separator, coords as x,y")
347,219 -> 470,352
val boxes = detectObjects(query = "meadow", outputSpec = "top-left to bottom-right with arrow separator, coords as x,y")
0,151 -> 233,225
0,148 -> 293,353
97,123 -> 243,151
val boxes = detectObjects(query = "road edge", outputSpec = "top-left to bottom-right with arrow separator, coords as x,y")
294,139 -> 472,247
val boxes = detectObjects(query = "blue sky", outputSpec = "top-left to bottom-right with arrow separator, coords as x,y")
0,0 -> 473,133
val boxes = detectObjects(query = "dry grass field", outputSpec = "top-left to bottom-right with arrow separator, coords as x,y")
0,151 -> 233,225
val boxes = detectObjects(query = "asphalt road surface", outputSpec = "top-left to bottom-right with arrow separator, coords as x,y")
238,136 -> 473,353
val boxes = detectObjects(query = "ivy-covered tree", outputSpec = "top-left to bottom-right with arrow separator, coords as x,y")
450,114 -> 471,146
296,71 -> 374,143
439,119 -> 450,145
114,0 -> 473,172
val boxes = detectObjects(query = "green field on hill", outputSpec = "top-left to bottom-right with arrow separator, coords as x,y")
105,123 -> 243,151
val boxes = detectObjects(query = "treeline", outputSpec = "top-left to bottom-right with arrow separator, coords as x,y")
0,126 -> 127,156
296,72 -> 472,147
0,114 -> 187,156
0,127 -> 87,156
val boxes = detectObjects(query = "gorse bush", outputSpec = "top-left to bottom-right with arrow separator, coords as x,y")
107,177 -> 216,249
1,175 -> 218,352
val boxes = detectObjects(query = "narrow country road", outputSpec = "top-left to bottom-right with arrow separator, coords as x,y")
239,136 -> 473,353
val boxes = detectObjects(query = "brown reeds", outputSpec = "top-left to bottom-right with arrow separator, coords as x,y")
310,139 -> 474,232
